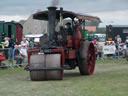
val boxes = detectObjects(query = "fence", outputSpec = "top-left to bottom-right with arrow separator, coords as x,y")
0,48 -> 28,68
101,44 -> 127,59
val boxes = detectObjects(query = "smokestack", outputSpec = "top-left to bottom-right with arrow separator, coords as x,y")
47,6 -> 57,41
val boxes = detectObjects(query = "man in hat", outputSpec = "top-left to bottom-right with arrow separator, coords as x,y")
65,22 -> 72,35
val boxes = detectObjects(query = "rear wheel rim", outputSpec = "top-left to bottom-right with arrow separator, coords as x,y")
87,43 -> 96,75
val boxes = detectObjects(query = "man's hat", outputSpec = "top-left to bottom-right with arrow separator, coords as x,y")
66,22 -> 71,25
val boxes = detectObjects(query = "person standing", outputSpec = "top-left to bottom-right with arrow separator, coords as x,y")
125,36 -> 128,48
4,37 -> 9,59
21,37 -> 29,49
29,38 -> 35,50
92,39 -> 99,59
115,35 -> 122,58
21,37 -> 29,53
125,36 -> 128,58
116,35 -> 122,43
9,35 -> 15,60
97,43 -> 103,60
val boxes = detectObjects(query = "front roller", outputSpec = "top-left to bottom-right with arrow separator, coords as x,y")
29,54 -> 63,81
79,40 -> 96,75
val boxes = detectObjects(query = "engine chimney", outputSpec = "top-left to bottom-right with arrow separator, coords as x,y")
47,6 -> 57,41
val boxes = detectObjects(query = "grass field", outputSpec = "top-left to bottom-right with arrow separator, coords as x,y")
0,58 -> 128,96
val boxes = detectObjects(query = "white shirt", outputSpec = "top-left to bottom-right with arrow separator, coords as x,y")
4,40 -> 9,47
117,37 -> 122,43
20,48 -> 28,57
21,40 -> 29,48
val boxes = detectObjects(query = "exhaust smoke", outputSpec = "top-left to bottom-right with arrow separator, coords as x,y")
51,0 -> 60,6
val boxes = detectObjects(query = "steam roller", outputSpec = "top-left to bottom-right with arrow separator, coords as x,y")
25,6 -> 101,81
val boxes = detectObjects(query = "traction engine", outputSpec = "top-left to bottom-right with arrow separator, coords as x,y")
25,6 -> 101,80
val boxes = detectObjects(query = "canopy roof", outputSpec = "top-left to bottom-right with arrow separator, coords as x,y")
33,9 -> 101,22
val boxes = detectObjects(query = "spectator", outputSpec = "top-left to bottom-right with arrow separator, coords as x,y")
115,36 -> 117,43
0,46 -> 6,68
4,37 -> 9,59
115,35 -> 122,58
109,41 -> 113,45
111,41 -> 115,45
4,37 -> 9,47
92,39 -> 99,59
123,36 -> 128,57
29,38 -> 35,50
20,44 -> 28,58
93,39 -> 98,45
21,37 -> 29,49
0,42 -> 4,49
125,36 -> 128,48
0,46 -> 5,59
0,46 -> 4,56
97,43 -> 103,60
104,42 -> 109,45
9,35 -> 15,60
110,41 -> 116,58
14,45 -> 23,66
116,35 -> 122,43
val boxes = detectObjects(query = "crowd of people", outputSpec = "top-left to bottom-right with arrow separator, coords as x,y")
0,33 -> 128,67
0,35 -> 35,67
93,35 -> 128,60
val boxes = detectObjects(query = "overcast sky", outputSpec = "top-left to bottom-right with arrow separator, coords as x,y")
0,0 -> 128,27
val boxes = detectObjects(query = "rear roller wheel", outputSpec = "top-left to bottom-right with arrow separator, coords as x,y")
30,54 -> 63,81
79,40 -> 96,75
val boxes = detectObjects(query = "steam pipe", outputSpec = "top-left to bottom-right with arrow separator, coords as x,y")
59,7 -> 63,26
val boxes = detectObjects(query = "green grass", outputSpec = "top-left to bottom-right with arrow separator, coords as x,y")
96,58 -> 127,64
0,67 -> 23,75
0,58 -> 128,96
